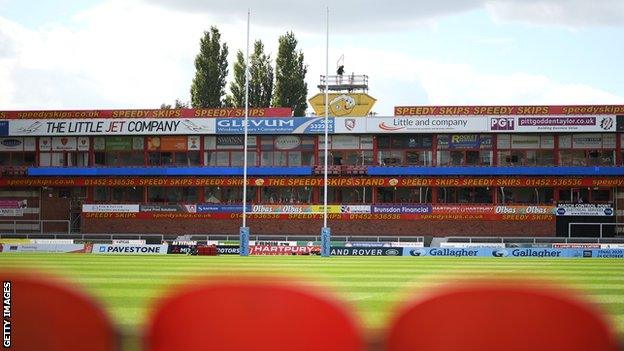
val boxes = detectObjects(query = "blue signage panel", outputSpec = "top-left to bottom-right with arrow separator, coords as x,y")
402,247 -> 624,258
196,204 -> 251,213
216,117 -> 334,134
371,204 -> 432,214
0,121 -> 8,136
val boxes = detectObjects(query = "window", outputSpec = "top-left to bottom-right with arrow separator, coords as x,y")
377,187 -> 431,203
498,187 -> 554,204
148,187 -> 199,203
437,187 -> 492,203
93,187 -> 144,203
204,186 -> 257,203
147,136 -> 199,166
93,137 -> 144,166
0,138 -> 36,165
320,187 -> 372,204
205,136 -> 257,167
260,136 -> 314,167
559,134 -> 615,166
260,187 -> 313,203
437,134 -> 492,166
376,134 -> 433,166
0,152 -> 36,166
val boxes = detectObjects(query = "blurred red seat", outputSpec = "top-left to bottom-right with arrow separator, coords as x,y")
0,270 -> 118,351
386,280 -> 619,351
145,279 -> 363,351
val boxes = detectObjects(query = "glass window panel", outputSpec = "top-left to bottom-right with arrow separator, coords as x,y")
148,152 -> 161,166
51,153 -> 64,166
288,151 -> 302,166
216,152 -> 229,166
148,187 -> 166,202
274,151 -> 287,166
0,153 -> 10,166
93,187 -> 109,202
592,189 -> 611,202
127,187 -> 144,202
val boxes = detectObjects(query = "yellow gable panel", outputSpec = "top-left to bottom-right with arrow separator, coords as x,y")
308,93 -> 376,117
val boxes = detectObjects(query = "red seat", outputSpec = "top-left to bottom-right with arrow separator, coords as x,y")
386,280 -> 619,351
145,278 -> 363,351
0,270 -> 118,351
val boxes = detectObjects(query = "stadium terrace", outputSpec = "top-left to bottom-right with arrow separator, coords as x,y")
1,105 -> 624,238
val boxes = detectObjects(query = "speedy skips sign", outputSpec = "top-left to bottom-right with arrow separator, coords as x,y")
216,117 -> 334,134
7,119 -> 215,136
93,244 -> 168,255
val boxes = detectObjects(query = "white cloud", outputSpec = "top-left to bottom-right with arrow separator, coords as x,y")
486,0 -> 624,27
146,0 -> 624,30
0,0 -> 622,114
325,47 -> 624,114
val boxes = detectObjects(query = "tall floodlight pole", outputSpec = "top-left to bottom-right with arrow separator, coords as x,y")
321,7 -> 331,257
240,9 -> 251,256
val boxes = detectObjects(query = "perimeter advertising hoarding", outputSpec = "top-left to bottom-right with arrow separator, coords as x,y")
81,203 -> 556,221
6,176 -> 624,188
0,107 -> 292,119
334,115 -> 616,134
83,204 -> 140,213
393,105 -> 624,116
0,243 -> 87,253
330,247 -> 403,256
215,117 -> 334,134
6,118 -> 216,136
403,247 -> 624,258
93,244 -> 168,255
556,204 -> 614,216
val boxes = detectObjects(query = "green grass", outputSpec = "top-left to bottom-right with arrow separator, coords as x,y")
1,254 -> 624,337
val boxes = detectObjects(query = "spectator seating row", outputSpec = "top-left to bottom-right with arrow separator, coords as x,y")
1,270 -> 620,351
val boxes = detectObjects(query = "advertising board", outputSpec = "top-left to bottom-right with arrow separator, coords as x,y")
402,247 -> 624,258
7,118 -> 216,136
93,244 -> 168,255
330,247 -> 403,256
215,117 -> 334,134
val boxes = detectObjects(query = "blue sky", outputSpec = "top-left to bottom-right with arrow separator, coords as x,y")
1,0 -> 623,114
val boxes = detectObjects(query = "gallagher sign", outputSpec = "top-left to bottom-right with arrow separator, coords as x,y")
215,117 -> 334,134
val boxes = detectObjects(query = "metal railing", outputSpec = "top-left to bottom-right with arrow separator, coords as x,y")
0,220 -> 70,235
568,222 -> 624,238
187,234 -> 425,243
446,236 -> 624,244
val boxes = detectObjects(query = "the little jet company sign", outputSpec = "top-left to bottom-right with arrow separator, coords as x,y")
7,118 -> 216,136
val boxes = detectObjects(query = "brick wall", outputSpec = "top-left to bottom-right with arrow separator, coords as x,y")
82,218 -> 555,237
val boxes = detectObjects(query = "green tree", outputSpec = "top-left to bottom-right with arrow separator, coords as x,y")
160,99 -> 190,109
227,50 -> 246,108
228,40 -> 274,108
273,32 -> 308,116
249,40 -> 274,107
190,26 -> 229,108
